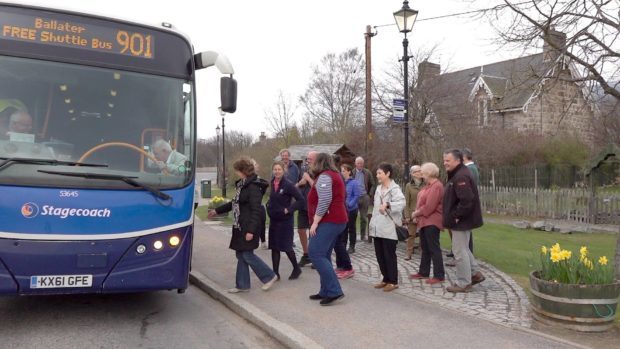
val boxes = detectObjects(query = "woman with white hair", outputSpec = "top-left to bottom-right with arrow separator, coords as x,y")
409,162 -> 445,285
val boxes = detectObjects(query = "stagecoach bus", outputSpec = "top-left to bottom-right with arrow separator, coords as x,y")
0,2 -> 236,295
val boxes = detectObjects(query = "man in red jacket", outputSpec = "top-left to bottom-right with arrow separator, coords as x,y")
442,149 -> 485,293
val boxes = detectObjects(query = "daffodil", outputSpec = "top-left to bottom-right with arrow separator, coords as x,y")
560,250 -> 572,260
541,246 -> 548,255
582,258 -> 593,270
579,246 -> 587,261
550,243 -> 561,254
599,256 -> 608,266
550,252 -> 562,263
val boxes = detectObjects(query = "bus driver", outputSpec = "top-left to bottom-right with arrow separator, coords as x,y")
8,110 -> 33,134
150,139 -> 187,175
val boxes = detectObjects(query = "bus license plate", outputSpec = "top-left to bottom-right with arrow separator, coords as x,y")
30,275 -> 93,289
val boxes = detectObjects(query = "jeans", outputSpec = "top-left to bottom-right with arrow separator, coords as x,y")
373,237 -> 398,284
235,250 -> 276,289
418,225 -> 445,279
308,222 -> 347,297
334,226 -> 352,270
346,210 -> 358,248
452,230 -> 479,287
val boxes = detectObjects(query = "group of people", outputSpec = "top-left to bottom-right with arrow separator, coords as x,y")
208,147 -> 485,307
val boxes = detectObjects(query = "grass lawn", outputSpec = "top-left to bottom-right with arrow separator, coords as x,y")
439,223 -> 619,326
439,222 -> 617,289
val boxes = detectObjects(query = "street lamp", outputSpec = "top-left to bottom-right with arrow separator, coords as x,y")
393,0 -> 418,182
219,107 -> 227,198
215,125 -> 220,186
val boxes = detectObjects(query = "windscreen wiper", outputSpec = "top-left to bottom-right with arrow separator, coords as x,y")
37,169 -> 171,201
0,157 -> 108,172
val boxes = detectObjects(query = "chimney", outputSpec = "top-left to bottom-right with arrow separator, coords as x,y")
542,29 -> 566,62
259,132 -> 267,142
417,60 -> 440,88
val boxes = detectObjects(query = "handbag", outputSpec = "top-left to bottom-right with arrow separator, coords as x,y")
380,191 -> 408,242
395,224 -> 409,242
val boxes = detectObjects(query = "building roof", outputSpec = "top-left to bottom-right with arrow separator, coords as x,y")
279,144 -> 354,161
436,53 -> 553,112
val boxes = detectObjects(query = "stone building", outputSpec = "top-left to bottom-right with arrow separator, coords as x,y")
419,30 -> 595,145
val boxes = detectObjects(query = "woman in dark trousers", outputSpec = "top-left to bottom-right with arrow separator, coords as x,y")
368,162 -> 406,292
267,161 -> 305,280
410,162 -> 445,285
208,157 -> 278,293
307,153 -> 348,306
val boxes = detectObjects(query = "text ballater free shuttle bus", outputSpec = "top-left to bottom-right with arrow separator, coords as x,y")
0,3 -> 237,295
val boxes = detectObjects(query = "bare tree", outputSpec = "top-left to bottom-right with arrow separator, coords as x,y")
488,0 -> 620,280
264,90 -> 298,147
489,0 -> 620,101
299,48 -> 365,137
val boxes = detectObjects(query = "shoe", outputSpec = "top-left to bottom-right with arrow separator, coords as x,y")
471,272 -> 486,285
261,275 -> 278,291
374,282 -> 387,289
227,288 -> 249,293
447,284 -> 472,293
347,247 -> 355,254
299,255 -> 311,267
288,268 -> 302,280
337,269 -> 354,279
309,293 -> 324,301
425,278 -> 445,285
383,283 -> 399,292
445,260 -> 457,267
409,273 -> 428,280
261,242 -> 268,250
446,252 -> 454,258
320,294 -> 344,306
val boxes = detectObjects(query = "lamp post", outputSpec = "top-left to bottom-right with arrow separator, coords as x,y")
393,0 -> 418,182
219,108 -> 227,198
215,125 -> 220,187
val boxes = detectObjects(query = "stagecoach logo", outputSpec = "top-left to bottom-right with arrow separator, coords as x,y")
21,202 -> 39,218
20,203 -> 112,219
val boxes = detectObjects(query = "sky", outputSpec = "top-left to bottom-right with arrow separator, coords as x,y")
11,0 -> 534,140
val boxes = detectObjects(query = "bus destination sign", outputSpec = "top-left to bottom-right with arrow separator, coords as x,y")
0,10 -> 154,59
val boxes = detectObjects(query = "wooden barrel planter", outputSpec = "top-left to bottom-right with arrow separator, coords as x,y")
529,271 -> 620,332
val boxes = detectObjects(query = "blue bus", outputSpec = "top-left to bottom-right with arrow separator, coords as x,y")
0,3 -> 236,295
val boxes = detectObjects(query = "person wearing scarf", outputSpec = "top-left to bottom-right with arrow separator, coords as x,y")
209,157 -> 277,293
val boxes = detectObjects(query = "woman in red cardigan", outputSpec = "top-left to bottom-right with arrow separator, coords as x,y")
409,162 -> 445,285
306,153 -> 348,306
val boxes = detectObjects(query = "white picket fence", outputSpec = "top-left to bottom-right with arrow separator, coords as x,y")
479,186 -> 620,225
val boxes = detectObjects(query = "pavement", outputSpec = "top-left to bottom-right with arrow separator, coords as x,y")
189,216 -> 589,349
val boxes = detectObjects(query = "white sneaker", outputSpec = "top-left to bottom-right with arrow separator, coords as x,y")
227,288 -> 249,293
261,275 -> 278,291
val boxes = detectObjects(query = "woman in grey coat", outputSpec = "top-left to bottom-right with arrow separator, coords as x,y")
369,163 -> 405,292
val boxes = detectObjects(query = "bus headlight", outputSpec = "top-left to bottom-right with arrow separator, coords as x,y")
153,240 -> 163,250
169,236 -> 180,247
136,244 -> 147,254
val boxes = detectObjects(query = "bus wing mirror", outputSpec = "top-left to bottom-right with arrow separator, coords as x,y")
220,77 -> 237,113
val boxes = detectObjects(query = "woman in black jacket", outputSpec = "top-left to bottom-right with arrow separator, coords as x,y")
209,157 -> 278,293
267,161 -> 305,280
